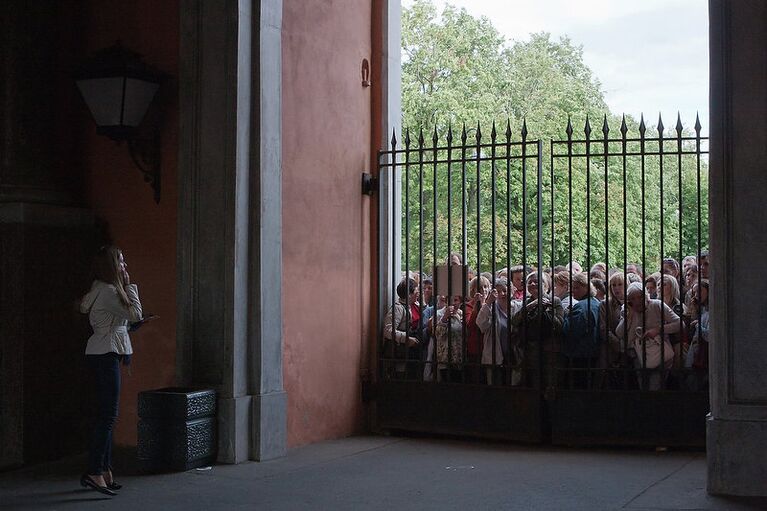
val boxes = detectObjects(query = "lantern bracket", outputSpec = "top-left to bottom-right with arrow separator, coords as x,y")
128,134 -> 161,204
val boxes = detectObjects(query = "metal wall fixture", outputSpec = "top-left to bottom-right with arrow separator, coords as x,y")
361,59 -> 371,87
76,41 -> 167,203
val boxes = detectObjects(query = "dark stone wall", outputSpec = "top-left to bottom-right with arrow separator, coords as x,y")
0,0 -> 98,468
0,209 -> 100,469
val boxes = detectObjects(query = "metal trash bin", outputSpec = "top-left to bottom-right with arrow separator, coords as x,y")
137,387 -> 216,472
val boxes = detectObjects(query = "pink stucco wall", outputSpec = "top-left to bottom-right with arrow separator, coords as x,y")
78,0 -> 179,447
282,0 -> 374,447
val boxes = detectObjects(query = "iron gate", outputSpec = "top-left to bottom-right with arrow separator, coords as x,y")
374,114 -> 710,447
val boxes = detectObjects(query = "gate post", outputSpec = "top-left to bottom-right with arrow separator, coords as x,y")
708,0 -> 767,497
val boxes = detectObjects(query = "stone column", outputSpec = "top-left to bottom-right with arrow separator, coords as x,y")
0,1 -> 96,468
707,0 -> 767,497
177,0 -> 285,463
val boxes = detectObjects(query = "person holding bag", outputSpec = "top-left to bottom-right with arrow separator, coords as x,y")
616,281 -> 679,391
78,246 -> 143,496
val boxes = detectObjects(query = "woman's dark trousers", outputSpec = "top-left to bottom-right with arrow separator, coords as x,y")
86,353 -> 121,475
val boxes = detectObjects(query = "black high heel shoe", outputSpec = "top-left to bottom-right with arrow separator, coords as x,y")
80,474 -> 117,496
105,471 -> 122,491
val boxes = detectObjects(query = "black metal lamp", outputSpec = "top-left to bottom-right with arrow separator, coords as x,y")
76,41 -> 166,203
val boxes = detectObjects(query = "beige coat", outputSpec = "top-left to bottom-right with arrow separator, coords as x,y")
80,280 -> 142,355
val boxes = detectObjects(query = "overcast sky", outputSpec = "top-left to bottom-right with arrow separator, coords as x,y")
402,0 -> 709,133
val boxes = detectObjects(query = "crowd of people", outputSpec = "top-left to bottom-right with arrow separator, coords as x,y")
382,251 -> 710,392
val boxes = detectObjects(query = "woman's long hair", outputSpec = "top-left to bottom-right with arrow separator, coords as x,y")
94,246 -> 130,306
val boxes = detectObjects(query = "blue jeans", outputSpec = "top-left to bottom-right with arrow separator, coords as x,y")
86,353 -> 122,475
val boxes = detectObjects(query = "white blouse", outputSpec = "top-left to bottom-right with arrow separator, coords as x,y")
80,280 -> 143,355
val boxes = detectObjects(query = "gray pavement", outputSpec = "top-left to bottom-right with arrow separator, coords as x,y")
1,435 -> 765,510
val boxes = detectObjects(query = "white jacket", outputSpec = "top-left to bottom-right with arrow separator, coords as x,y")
80,280 -> 143,355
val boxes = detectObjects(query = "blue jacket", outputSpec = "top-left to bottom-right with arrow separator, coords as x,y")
562,296 -> 601,358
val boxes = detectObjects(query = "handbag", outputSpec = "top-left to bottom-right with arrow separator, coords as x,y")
633,335 -> 674,369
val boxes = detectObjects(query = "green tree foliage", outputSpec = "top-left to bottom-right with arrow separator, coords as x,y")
398,0 -> 709,275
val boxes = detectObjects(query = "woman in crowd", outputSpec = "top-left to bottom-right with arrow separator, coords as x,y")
626,263 -> 643,279
659,273 -> 685,367
592,278 -> 606,301
599,271 -> 626,372
616,282 -> 680,390
382,278 -> 421,380
513,272 -> 564,389
463,275 -> 491,384
509,265 -> 525,300
79,246 -> 143,496
562,272 -> 601,389
682,255 -> 697,275
662,257 -> 680,280
683,264 -> 699,313
645,274 -> 659,299
684,279 -> 710,390
553,270 -> 578,313
434,294 -> 466,382
590,262 -> 607,278
477,278 -> 522,385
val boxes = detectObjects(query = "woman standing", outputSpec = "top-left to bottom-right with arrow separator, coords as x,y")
616,282 -> 680,390
79,246 -> 143,496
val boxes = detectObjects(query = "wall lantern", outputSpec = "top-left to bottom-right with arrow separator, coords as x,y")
76,41 -> 167,203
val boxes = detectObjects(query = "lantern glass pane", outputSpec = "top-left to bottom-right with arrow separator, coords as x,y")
122,78 -> 160,127
76,77 -> 125,126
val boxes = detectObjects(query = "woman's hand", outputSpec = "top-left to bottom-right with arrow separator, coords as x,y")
407,336 -> 419,347
643,327 -> 660,339
486,289 -> 498,305
474,293 -> 484,306
121,268 -> 131,286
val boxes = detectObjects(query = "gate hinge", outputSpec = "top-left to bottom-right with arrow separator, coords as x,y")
362,172 -> 378,196
361,379 -> 377,402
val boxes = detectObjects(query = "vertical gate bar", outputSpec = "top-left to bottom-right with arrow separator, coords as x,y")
536,138 -> 544,392
695,114 -> 703,361
550,137 -> 555,297
639,115 -> 648,385
676,115 -> 684,379
391,130 -> 397,380
620,116 -> 629,387
566,117 -> 573,390
603,116 -> 610,373
446,126 -> 454,381
585,116 -> 593,381
418,129 -> 425,359
404,130 -> 412,378
476,124 -> 487,374
377,150 -> 382,380
461,125 -> 469,381
521,120 -> 532,389
506,121 -> 513,386
432,127 -> 438,381
566,116 -> 573,283
476,123 -> 482,284
658,115 -> 666,385
490,123 -> 498,384
585,117 -> 594,388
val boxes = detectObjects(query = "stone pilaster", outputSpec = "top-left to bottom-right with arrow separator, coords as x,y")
707,0 -> 767,497
177,0 -> 285,463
